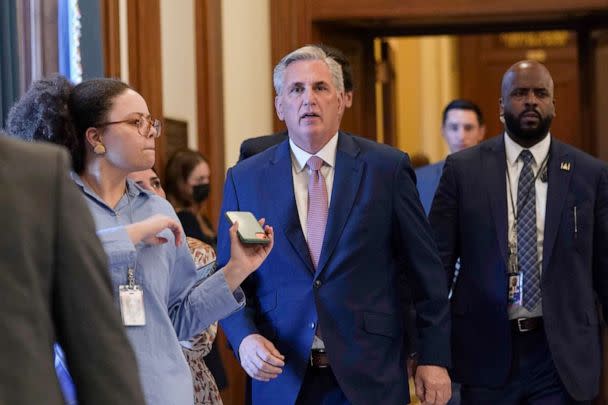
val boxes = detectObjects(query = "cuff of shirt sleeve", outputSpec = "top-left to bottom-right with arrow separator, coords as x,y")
189,270 -> 246,327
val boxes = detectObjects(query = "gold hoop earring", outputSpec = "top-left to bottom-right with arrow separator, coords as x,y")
94,144 -> 106,155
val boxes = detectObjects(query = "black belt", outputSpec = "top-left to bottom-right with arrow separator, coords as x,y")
310,348 -> 329,369
511,317 -> 542,333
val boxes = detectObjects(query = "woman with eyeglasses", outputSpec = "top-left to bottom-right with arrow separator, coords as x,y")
6,75 -> 274,405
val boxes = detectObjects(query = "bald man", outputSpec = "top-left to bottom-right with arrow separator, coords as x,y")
429,60 -> 608,403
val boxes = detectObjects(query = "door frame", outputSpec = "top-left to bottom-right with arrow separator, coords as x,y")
270,0 -> 608,155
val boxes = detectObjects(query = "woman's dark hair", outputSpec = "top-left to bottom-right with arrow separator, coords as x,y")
7,75 -> 130,173
165,149 -> 208,208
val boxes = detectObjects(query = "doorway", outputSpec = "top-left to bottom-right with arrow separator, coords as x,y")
374,30 -> 581,163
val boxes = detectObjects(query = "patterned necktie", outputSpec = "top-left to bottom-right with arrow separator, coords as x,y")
306,156 -> 328,270
517,150 -> 540,311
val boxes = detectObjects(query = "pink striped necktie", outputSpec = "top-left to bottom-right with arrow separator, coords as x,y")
306,156 -> 328,270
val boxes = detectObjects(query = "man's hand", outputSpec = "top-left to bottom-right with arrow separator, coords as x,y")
238,334 -> 285,382
415,365 -> 451,405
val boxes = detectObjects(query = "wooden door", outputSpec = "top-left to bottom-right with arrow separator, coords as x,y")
312,29 -> 378,140
594,30 -> 608,161
458,31 -> 581,148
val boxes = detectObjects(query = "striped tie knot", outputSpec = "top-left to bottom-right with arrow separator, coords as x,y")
307,155 -> 324,171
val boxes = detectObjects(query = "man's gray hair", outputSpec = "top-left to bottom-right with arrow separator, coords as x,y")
273,45 -> 344,95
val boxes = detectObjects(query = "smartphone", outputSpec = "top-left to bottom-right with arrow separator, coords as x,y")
225,211 -> 270,244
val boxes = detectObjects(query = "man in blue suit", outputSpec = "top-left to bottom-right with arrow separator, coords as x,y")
415,101 -> 485,405
416,100 -> 485,215
430,60 -> 608,403
218,45 -> 452,405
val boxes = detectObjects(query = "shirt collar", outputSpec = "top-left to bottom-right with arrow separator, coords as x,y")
127,178 -> 152,198
289,132 -> 339,173
504,131 -> 551,167
70,172 -> 148,206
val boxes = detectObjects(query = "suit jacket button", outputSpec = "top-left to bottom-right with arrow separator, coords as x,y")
314,280 -> 322,288
309,322 -> 316,329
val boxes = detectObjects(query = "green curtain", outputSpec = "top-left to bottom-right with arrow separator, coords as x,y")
0,0 -> 20,128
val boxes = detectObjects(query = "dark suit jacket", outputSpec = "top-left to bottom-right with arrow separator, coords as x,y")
429,135 -> 608,401
238,131 -> 287,161
415,160 -> 445,215
0,136 -> 145,404
219,132 -> 450,405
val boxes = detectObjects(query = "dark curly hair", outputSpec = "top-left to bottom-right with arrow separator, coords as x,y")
165,149 -> 209,208
7,75 -> 130,173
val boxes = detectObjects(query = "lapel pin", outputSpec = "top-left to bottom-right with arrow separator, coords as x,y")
560,162 -> 571,171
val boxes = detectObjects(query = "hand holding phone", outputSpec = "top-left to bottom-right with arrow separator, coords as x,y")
225,211 -> 270,244
221,211 -> 274,292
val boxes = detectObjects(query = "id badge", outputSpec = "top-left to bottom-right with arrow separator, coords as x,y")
119,285 -> 146,326
507,272 -> 523,306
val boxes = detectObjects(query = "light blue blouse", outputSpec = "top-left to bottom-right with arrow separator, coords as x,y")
72,175 -> 245,405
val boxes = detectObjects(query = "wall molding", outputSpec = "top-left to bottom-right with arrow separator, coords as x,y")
195,0 -> 225,228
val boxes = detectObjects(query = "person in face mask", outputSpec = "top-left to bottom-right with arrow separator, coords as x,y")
165,149 -> 217,247
165,149 -> 230,393
129,167 -> 225,405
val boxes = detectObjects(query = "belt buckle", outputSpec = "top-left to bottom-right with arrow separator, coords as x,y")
517,318 -> 532,332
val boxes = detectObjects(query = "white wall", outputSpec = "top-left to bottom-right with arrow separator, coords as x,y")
160,0 -> 198,149
221,0 -> 273,169
120,0 -> 273,168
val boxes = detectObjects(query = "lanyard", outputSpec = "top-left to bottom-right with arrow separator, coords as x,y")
124,184 -> 138,289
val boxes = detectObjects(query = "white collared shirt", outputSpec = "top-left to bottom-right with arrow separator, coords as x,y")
504,132 -> 550,319
289,133 -> 338,241
289,133 -> 338,350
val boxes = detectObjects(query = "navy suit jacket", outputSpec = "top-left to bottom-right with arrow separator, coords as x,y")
429,135 -> 608,401
415,160 -> 445,215
219,132 -> 450,405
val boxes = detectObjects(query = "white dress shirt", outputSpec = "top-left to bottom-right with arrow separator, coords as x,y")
504,132 -> 551,319
289,133 -> 338,241
289,133 -> 338,349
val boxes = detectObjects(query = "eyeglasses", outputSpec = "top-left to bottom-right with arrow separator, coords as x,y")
97,115 -> 162,138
